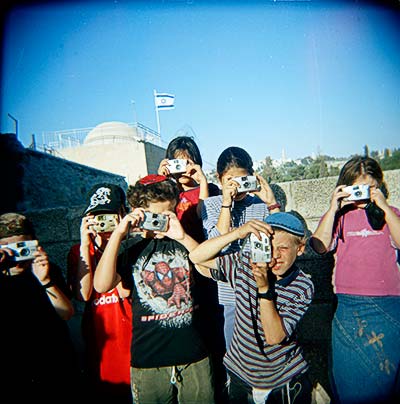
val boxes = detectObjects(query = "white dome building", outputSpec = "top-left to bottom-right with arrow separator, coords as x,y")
59,121 -> 165,184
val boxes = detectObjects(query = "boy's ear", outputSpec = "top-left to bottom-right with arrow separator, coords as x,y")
297,243 -> 306,256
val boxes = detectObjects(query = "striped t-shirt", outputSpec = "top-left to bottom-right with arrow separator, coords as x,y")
215,251 -> 314,389
201,194 -> 269,305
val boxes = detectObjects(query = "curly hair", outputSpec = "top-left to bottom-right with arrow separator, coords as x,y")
127,178 -> 180,208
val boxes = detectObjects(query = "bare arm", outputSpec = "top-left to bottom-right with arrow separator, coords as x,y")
32,247 -> 74,320
190,220 -> 273,275
253,175 -> 280,213
311,185 -> 350,253
251,262 -> 286,345
215,176 -> 237,234
94,211 -> 142,293
71,216 -> 97,301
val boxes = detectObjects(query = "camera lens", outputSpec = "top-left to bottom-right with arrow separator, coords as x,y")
354,191 -> 362,197
100,222 -> 105,228
243,182 -> 250,188
20,248 -> 30,257
255,242 -> 261,249
152,220 -> 159,226
176,165 -> 181,170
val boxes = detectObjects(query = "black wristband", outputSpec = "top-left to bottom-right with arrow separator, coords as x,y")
42,280 -> 55,289
221,205 -> 232,209
257,289 -> 277,301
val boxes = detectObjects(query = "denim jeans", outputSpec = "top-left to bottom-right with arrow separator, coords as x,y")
227,370 -> 312,404
332,294 -> 400,404
130,356 -> 214,403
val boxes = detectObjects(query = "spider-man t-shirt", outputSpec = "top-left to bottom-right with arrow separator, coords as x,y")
117,236 -> 208,368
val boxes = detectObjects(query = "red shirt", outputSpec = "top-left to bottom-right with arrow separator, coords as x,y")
68,244 -> 132,386
176,184 -> 220,242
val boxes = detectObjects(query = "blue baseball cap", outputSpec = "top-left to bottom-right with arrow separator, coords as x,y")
264,212 -> 305,237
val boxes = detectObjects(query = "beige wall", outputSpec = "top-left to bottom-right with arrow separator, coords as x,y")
276,169 -> 400,232
61,141 -> 166,185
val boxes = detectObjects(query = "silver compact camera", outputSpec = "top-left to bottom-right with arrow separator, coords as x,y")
167,159 -> 188,174
343,184 -> 370,201
249,233 -> 272,263
91,214 -> 119,233
140,212 -> 169,232
233,175 -> 260,193
0,240 -> 39,262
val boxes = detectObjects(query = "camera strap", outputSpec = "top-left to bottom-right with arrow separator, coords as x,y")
364,202 -> 386,230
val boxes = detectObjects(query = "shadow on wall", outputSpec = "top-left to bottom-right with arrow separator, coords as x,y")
0,134 -> 25,213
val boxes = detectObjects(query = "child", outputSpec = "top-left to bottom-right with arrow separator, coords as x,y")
0,213 -> 78,404
311,156 -> 400,404
158,135 -> 220,242
190,212 -> 314,404
93,175 -> 214,404
67,183 -> 132,403
201,146 -> 280,348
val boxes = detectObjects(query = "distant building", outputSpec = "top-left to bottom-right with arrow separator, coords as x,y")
42,121 -> 166,184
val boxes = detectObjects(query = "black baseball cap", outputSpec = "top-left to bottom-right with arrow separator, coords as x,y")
83,183 -> 126,215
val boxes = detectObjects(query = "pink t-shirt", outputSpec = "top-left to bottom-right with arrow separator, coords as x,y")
331,206 -> 400,296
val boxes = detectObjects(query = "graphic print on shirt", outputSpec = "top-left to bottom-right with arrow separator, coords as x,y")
132,247 -> 193,327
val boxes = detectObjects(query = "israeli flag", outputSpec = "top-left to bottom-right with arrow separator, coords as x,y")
154,92 -> 175,110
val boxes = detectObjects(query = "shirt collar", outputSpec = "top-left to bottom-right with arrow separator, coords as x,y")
276,265 -> 300,287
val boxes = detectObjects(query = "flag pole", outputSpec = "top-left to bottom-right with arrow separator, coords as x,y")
154,89 -> 161,135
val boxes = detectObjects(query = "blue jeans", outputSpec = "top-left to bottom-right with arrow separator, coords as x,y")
332,294 -> 400,404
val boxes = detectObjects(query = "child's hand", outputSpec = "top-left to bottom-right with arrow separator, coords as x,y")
251,261 -> 269,289
221,176 -> 238,205
155,211 -> 185,240
32,246 -> 50,283
158,158 -> 171,176
186,160 -> 207,185
254,175 -> 277,206
236,220 -> 273,240
116,209 -> 144,236
370,187 -> 388,210
80,215 -> 96,246
329,185 -> 353,212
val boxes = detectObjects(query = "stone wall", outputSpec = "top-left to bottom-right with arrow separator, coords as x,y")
2,132 -> 400,395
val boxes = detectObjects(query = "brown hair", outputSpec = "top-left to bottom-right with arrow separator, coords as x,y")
127,178 -> 180,209
336,156 -> 388,197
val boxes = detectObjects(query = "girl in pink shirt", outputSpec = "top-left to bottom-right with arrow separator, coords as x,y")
311,156 -> 400,404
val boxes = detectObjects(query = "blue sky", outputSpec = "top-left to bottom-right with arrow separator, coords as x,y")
1,0 -> 400,171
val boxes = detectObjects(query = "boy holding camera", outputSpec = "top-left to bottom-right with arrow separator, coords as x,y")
0,213 -> 78,404
93,174 -> 214,404
67,183 -> 132,403
190,212 -> 314,404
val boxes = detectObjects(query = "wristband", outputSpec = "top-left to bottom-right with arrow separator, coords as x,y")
42,279 -> 55,289
268,203 -> 281,211
221,205 -> 232,209
257,289 -> 277,301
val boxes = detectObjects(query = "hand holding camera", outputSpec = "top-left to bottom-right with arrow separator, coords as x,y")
166,159 -> 188,175
343,184 -> 370,202
89,214 -> 119,234
250,232 -> 272,263
0,240 -> 39,262
139,211 -> 169,232
233,175 -> 261,193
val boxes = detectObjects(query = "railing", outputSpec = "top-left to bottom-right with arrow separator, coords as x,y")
40,122 -> 161,151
